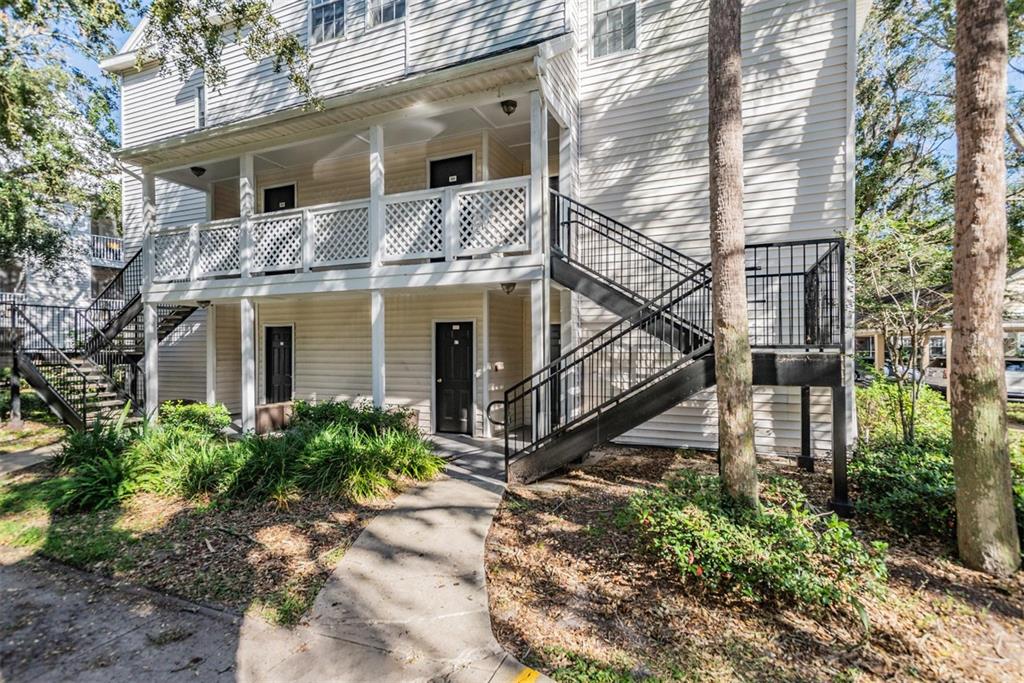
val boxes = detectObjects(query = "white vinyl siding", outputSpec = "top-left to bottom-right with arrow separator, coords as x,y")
121,168 -> 208,256
576,0 -> 851,456
215,304 -> 242,415
119,0 -> 566,147
159,310 -> 207,403
254,295 -> 373,405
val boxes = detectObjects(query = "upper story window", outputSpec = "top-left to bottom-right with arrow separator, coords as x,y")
367,0 -> 405,27
195,85 -> 206,129
592,0 -> 637,58
311,0 -> 345,43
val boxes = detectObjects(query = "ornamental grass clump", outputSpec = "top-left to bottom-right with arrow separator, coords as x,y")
623,470 -> 887,610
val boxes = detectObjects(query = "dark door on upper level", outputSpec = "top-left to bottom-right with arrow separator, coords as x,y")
265,326 -> 293,404
435,321 -> 474,434
429,155 -> 473,188
263,185 -> 296,212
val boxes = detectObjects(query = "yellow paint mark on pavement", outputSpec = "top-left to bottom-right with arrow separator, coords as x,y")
513,668 -> 540,683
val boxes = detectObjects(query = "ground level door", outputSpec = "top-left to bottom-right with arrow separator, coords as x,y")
265,326 -> 293,404
435,322 -> 474,434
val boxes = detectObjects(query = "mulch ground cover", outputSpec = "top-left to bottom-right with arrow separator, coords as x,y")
486,446 -> 1024,682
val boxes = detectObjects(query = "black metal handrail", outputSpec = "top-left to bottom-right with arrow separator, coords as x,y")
551,191 -> 705,304
13,306 -> 91,422
504,264 -> 714,465
86,249 -> 143,328
77,310 -> 145,413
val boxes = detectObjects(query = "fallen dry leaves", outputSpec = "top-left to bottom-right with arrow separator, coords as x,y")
485,446 -> 1024,682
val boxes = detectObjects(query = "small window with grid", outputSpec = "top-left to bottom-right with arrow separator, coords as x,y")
311,0 -> 345,43
368,0 -> 405,27
592,0 -> 637,58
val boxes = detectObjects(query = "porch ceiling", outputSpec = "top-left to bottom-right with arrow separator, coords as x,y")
121,49 -> 541,171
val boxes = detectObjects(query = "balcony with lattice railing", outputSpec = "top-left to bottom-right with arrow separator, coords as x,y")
145,176 -> 535,294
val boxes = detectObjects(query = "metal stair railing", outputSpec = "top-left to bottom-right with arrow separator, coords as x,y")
551,191 -> 705,304
502,264 -> 714,470
13,306 -> 91,424
76,310 -> 145,414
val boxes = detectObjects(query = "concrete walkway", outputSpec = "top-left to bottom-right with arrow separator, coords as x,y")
237,435 -> 546,682
0,444 -> 58,478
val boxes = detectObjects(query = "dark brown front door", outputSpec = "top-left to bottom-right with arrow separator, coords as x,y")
435,322 -> 473,434
429,155 -> 473,188
265,326 -> 293,404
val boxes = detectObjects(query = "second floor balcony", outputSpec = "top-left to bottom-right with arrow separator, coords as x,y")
137,86 -> 564,303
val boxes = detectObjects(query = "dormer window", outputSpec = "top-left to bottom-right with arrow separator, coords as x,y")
592,0 -> 637,58
367,0 -> 405,27
311,0 -> 345,43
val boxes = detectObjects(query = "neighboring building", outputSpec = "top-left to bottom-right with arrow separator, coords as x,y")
856,268 -> 1024,395
0,209 -> 125,308
11,0 -> 866,503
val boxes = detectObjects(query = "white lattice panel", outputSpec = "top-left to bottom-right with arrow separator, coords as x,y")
197,223 -> 240,277
313,206 -> 370,265
153,232 -> 190,282
457,186 -> 528,254
251,213 -> 302,271
384,196 -> 443,260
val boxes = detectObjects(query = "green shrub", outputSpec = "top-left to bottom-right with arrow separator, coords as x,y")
160,401 -> 231,435
855,380 -> 950,445
53,418 -> 139,472
851,439 -> 1024,543
54,453 -> 156,513
372,430 -> 445,480
291,399 -> 416,435
623,470 -> 887,609
223,432 -> 304,501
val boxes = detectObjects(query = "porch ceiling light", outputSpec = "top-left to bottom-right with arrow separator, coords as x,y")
500,99 -> 518,117
501,282 -> 517,295
190,166 -> 207,177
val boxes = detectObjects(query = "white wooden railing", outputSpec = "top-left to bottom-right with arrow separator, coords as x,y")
91,234 -> 124,263
147,177 -> 531,284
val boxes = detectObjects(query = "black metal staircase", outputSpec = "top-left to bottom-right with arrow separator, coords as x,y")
499,191 -> 850,509
7,250 -> 198,429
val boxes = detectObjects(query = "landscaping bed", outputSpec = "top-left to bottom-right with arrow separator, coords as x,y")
0,399 -> 445,625
485,446 -> 1024,682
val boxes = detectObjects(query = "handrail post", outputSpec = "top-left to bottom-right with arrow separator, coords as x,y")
443,188 -> 457,261
9,305 -> 21,429
188,224 -> 200,282
301,209 -> 314,271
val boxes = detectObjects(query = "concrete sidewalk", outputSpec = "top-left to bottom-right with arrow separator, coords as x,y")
0,443 -> 58,478
237,435 -> 546,682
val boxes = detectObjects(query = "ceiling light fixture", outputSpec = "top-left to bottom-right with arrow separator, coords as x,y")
190,166 -> 207,177
501,282 -> 517,295
500,99 -> 518,117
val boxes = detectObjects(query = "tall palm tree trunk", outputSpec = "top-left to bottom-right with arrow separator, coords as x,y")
708,0 -> 757,506
951,0 -> 1021,576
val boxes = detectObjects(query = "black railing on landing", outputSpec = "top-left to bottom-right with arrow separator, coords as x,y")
86,249 -> 143,328
503,265 -> 714,465
745,238 -> 845,349
551,191 -> 705,304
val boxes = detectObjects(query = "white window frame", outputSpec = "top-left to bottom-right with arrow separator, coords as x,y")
589,0 -> 639,62
194,84 -> 206,129
309,0 -> 347,45
366,0 -> 406,28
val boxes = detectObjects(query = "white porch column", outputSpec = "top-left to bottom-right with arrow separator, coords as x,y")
371,290 -> 386,407
206,305 -> 217,405
142,173 -> 157,285
369,125 -> 385,268
531,279 -> 549,436
239,153 -> 255,277
240,297 -> 256,432
144,302 -> 159,421
481,290 -> 491,438
529,90 -> 552,374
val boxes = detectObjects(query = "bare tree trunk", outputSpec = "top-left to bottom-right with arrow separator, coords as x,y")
708,0 -> 757,506
952,0 -> 1021,576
